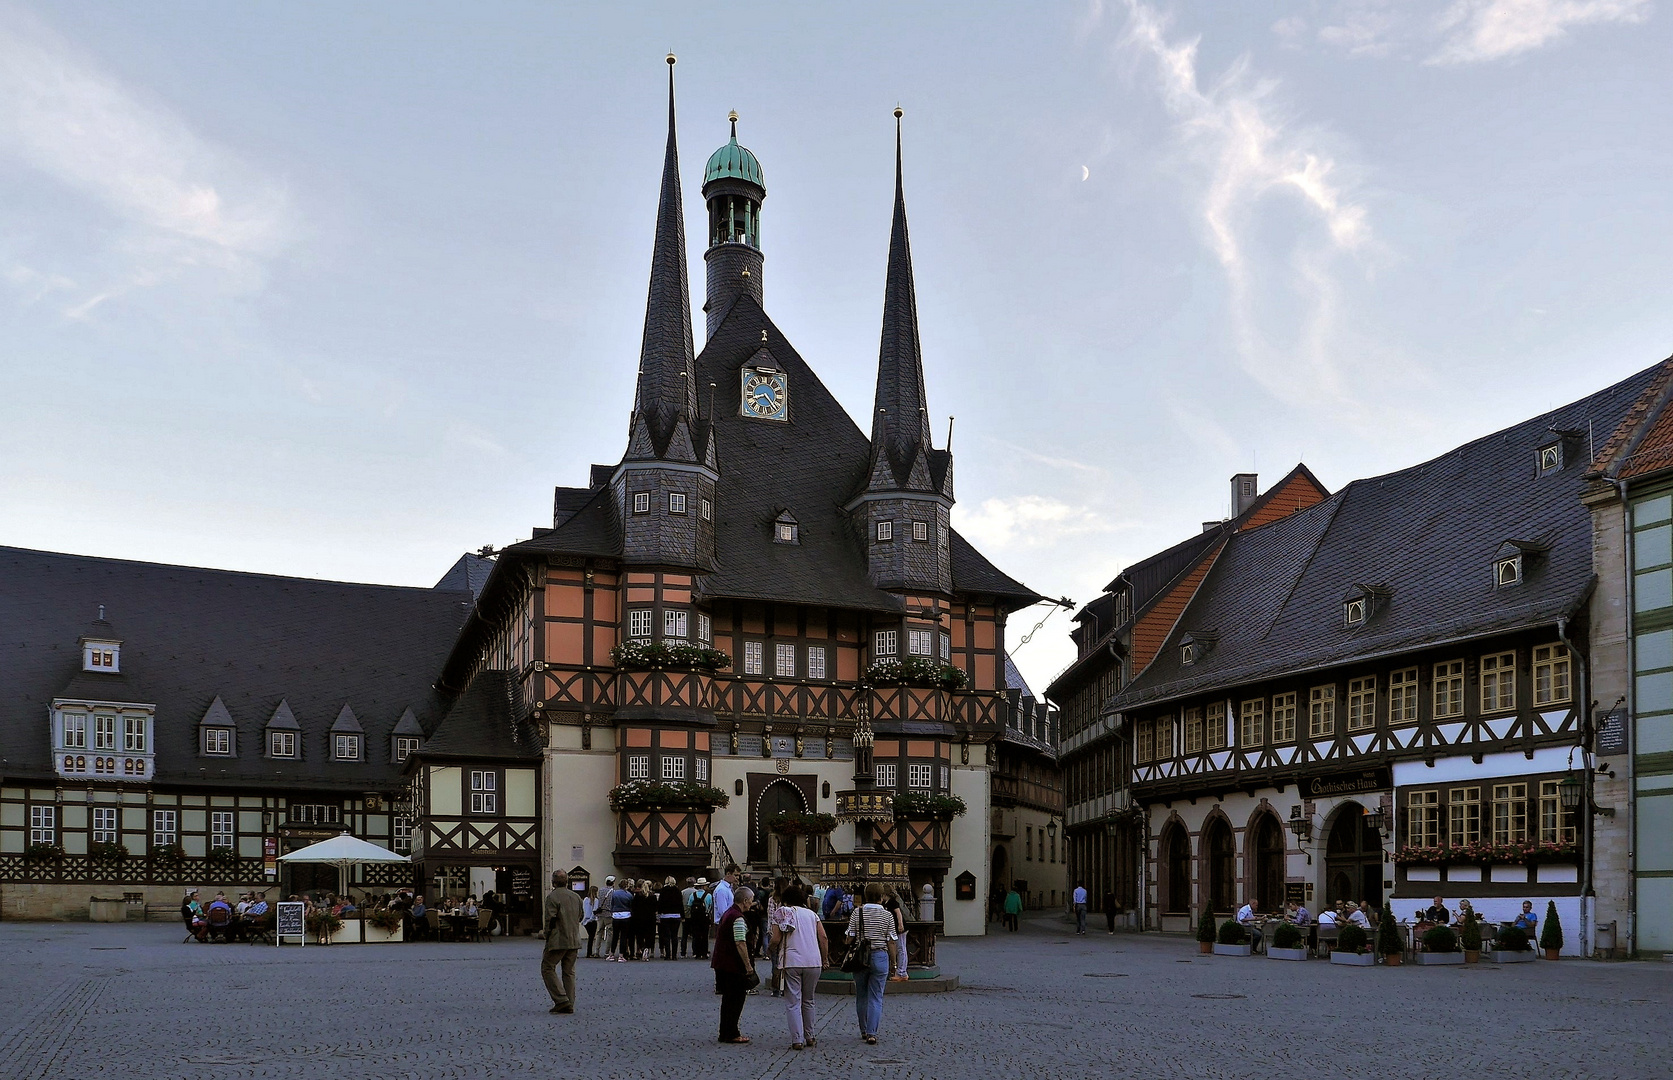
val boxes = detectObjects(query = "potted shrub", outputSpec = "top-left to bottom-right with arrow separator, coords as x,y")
1491,924 -> 1536,963
150,842 -> 186,864
1268,921 -> 1307,961
365,907 -> 404,943
23,842 -> 64,864
87,841 -> 128,861
1540,901 -> 1563,960
305,909 -> 344,945
766,811 -> 839,836
1196,910 -> 1216,954
890,792 -> 967,820
1330,924 -> 1375,966
1418,925 -> 1464,965
1460,912 -> 1482,963
1213,918 -> 1251,957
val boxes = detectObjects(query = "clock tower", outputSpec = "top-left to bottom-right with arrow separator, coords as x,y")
702,111 -> 766,341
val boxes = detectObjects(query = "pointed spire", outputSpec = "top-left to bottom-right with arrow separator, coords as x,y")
630,54 -> 698,461
868,108 -> 934,489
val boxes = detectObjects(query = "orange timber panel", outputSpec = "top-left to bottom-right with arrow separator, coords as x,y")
1241,474 -> 1328,531
1131,543 -> 1222,672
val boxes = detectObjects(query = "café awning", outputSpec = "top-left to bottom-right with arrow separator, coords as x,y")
276,833 -> 409,869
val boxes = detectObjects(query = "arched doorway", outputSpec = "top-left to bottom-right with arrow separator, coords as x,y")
1250,814 -> 1285,913
1203,818 -> 1236,915
1160,821 -> 1191,913
749,779 -> 807,865
1325,802 -> 1383,909
1113,821 -> 1140,912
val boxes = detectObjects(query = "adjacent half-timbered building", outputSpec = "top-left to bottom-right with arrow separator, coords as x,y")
0,547 -> 471,918
1103,366 -> 1660,953
431,66 -> 1042,935
989,658 -> 1064,912
1049,467 -> 1328,928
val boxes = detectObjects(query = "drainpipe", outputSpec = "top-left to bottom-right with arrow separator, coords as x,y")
1557,614 -> 1591,958
1608,475 -> 1636,956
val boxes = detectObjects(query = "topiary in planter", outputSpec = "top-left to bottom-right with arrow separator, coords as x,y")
1197,910 -> 1217,944
1377,903 -> 1403,957
1272,923 -> 1304,950
1335,925 -> 1368,953
1496,925 -> 1531,952
1217,919 -> 1249,946
1422,926 -> 1459,953
1460,912 -> 1482,952
1540,901 -> 1564,955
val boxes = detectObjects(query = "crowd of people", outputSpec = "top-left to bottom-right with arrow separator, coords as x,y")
179,886 -> 519,944
1229,894 -> 1545,952
180,888 -> 270,942
543,865 -> 918,1049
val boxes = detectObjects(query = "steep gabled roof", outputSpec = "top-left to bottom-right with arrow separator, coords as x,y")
435,553 -> 495,599
417,670 -> 540,762
0,546 -> 469,787
1114,362 -> 1660,710
1589,356 -> 1673,482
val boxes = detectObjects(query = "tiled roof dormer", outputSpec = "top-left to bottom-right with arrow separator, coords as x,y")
1179,631 -> 1216,666
330,704 -> 364,762
391,706 -> 424,764
1341,583 -> 1391,627
265,699 -> 301,759
198,695 -> 237,756
1493,539 -> 1548,588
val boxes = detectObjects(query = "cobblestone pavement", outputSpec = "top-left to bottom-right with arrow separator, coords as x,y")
2,914 -> 1669,1079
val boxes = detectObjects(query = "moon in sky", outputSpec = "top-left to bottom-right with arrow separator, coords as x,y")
1081,165 -> 1089,181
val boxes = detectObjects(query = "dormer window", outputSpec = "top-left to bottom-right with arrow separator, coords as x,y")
773,510 -> 800,544
1344,598 -> 1366,626
204,728 -> 233,755
1178,631 -> 1214,666
1496,555 -> 1522,586
86,647 -> 117,670
335,734 -> 361,761
1340,584 -> 1390,628
270,730 -> 296,758
1492,540 -> 1543,588
1180,642 -> 1197,665
395,736 -> 420,762
1538,443 -> 1562,474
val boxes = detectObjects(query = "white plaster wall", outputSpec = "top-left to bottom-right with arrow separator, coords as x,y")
545,739 -> 617,882
708,756 -> 854,868
945,764 -> 991,937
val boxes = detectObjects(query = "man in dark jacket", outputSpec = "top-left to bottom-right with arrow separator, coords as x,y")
710,887 -> 756,1043
542,870 -> 584,1014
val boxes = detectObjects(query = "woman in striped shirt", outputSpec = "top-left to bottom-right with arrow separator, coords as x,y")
844,883 -> 898,1044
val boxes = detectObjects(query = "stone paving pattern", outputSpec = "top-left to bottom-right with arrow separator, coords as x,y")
2,914 -> 1669,1079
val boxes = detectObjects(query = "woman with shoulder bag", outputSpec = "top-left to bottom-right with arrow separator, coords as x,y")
843,882 -> 897,1045
770,884 -> 829,1050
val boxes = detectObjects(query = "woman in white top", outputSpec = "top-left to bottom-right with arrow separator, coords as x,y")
844,883 -> 898,1045
768,884 -> 829,1050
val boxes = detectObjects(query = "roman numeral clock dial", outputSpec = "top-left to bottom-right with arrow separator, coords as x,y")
741,368 -> 789,421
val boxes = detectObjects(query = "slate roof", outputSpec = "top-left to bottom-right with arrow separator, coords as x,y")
415,670 -> 540,762
0,547 -> 472,787
1112,363 -> 1662,711
435,553 -> 495,599
1588,355 -> 1673,482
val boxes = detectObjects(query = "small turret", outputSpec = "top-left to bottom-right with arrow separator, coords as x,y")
702,111 -> 766,338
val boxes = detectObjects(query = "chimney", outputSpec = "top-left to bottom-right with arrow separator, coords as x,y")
1231,472 -> 1258,516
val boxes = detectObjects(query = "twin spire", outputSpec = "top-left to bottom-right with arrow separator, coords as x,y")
627,64 -> 941,502
628,55 -> 699,464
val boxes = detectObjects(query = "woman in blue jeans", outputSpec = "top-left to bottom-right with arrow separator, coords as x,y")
844,883 -> 898,1045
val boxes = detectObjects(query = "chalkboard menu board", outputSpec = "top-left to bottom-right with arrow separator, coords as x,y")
276,901 -> 305,945
510,868 -> 533,897
1285,882 -> 1306,906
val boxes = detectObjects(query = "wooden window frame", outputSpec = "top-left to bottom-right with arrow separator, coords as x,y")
1533,645 -> 1571,706
1239,699 -> 1264,748
1433,660 -> 1465,718
1481,651 -> 1516,713
210,810 -> 235,850
269,730 -> 296,758
92,806 -> 119,846
775,642 -> 796,677
1271,693 -> 1298,743
1206,702 -> 1227,750
152,809 -> 177,847
1308,685 -> 1336,738
205,728 -> 232,755
1183,707 -> 1204,755
1407,789 -> 1440,848
1449,787 -> 1481,845
633,491 -> 650,514
1492,782 -> 1528,844
1346,676 -> 1376,732
1539,780 -> 1577,843
1388,668 -> 1418,724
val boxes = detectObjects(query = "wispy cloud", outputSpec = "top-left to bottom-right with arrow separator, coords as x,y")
982,436 -> 1109,477
1110,1 -> 1375,418
1430,0 -> 1651,63
1276,0 -> 1652,63
953,495 -> 1114,550
0,8 -> 292,314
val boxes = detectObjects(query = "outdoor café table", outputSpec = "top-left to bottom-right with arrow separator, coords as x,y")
444,912 -> 473,940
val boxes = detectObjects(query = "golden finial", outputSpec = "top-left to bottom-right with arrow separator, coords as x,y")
666,53 -> 676,66
728,110 -> 739,139
894,106 -> 903,119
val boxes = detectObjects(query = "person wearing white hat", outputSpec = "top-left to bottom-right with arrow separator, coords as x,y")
688,877 -> 713,959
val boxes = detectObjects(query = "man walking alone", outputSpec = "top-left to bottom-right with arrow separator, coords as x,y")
1072,882 -> 1088,936
542,870 -> 584,1014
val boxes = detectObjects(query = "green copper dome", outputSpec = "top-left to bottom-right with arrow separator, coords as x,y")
704,131 -> 764,189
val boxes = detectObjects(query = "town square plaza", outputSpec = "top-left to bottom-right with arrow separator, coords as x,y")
0,914 -> 1667,1080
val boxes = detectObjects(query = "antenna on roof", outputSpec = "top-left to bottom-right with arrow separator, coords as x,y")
946,416 -> 955,451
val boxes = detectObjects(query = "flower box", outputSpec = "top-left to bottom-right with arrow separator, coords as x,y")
363,919 -> 403,943
1268,947 -> 1308,961
1211,943 -> 1251,957
1329,951 -> 1376,966
1417,951 -> 1464,965
1490,950 -> 1536,964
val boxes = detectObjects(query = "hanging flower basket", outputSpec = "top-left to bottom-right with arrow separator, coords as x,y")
24,843 -> 64,863
87,841 -> 129,861
865,657 -> 967,691
608,780 -> 730,812
150,843 -> 186,864
766,811 -> 838,836
610,641 -> 732,673
891,792 -> 967,820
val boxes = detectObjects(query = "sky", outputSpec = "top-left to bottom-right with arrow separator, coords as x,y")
3,0 -> 1672,694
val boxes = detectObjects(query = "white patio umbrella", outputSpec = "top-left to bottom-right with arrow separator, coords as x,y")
276,833 -> 408,886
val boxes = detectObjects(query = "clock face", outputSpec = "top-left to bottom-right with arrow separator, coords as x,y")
741,369 -> 789,421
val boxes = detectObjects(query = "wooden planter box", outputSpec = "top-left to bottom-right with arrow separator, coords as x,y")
1211,943 -> 1251,957
1490,950 -> 1536,964
1417,951 -> 1464,965
1330,951 -> 1376,966
363,921 -> 404,943
1268,947 -> 1308,961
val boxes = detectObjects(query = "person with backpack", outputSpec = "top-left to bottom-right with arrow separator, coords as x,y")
688,878 -> 713,959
